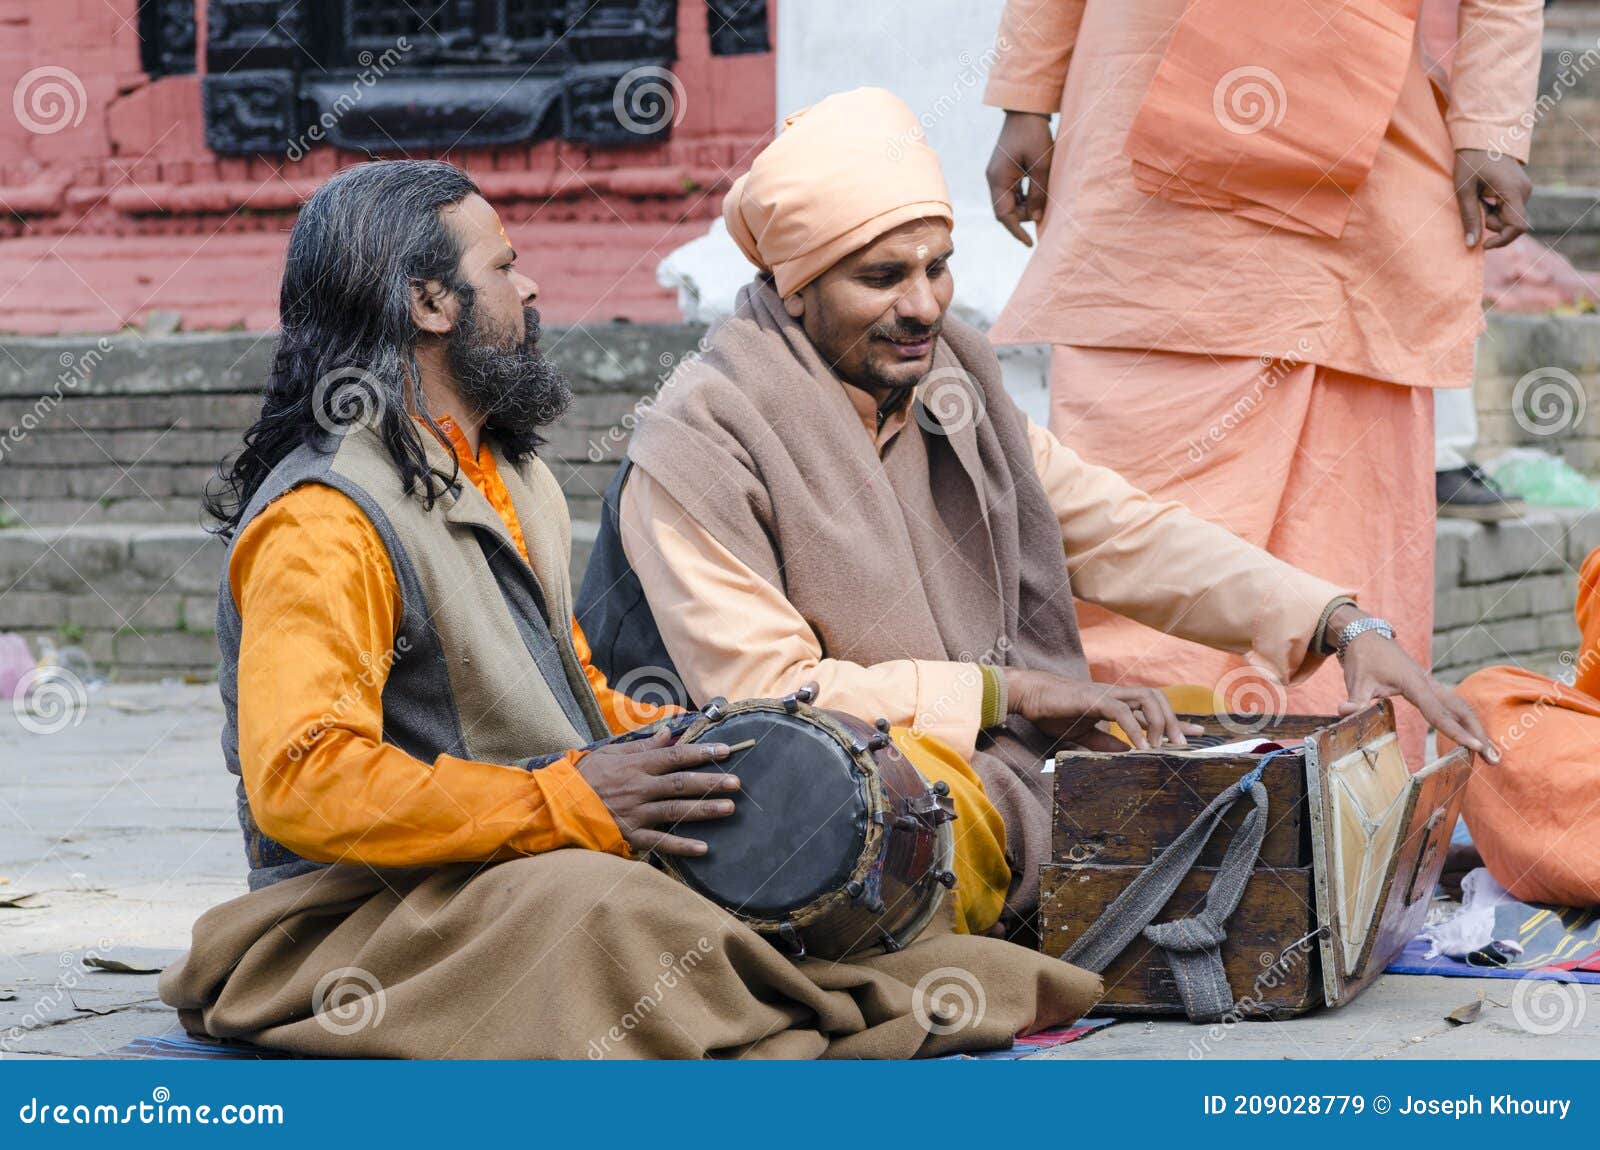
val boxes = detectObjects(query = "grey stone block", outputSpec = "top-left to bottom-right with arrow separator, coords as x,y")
1476,579 -> 1531,623
68,592 -> 182,631
0,590 -> 69,628
1432,585 -> 1487,631
1523,572 -> 1577,617
112,628 -> 220,670
127,528 -> 225,595
1539,613 -> 1583,652
1566,510 -> 1600,566
1462,514 -> 1569,584
1435,519 -> 1474,590
178,595 -> 219,634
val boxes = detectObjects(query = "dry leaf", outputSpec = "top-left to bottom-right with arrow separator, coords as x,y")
1445,995 -> 1484,1026
0,893 -> 44,909
84,956 -> 163,975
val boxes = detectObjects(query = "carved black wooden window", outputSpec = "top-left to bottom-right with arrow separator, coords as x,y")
199,0 -> 768,157
138,0 -> 198,77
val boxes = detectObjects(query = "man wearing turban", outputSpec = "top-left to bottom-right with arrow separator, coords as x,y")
577,88 -> 1494,938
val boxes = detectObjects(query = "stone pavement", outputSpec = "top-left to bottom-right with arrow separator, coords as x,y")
3,684 -> 1598,1060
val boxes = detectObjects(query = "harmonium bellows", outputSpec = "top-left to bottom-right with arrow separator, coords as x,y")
1040,701 -> 1470,1021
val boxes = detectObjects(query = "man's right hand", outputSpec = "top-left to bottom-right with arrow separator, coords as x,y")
986,111 -> 1056,246
1004,668 -> 1205,751
575,728 -> 740,857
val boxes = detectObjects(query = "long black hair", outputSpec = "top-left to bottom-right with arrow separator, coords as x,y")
205,159 -> 532,539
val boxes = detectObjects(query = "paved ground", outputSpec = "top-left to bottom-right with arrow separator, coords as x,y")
3,683 -> 1598,1060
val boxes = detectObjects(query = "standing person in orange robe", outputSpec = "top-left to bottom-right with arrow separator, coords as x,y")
1450,547 -> 1600,907
981,0 -> 1542,761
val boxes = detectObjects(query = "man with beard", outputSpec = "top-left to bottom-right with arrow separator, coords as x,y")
159,160 -> 1100,1058
577,89 -> 1494,937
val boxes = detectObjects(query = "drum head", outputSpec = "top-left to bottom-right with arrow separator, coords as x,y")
675,711 -> 870,919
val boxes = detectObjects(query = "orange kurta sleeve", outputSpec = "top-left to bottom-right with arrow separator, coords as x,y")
231,484 -> 628,868
1025,417 -> 1348,684
982,0 -> 1087,115
1446,0 -> 1544,162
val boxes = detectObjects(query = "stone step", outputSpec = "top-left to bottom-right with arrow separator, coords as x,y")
1529,187 -> 1600,270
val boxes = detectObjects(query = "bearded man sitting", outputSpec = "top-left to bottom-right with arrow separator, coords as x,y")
577,88 -> 1496,938
157,159 -> 1100,1059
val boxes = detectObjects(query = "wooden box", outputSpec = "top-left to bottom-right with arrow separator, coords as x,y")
1040,702 -> 1470,1018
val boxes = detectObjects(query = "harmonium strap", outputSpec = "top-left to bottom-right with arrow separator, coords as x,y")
1062,752 -> 1286,1023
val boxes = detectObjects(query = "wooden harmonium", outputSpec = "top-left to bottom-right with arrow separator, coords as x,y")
1040,701 -> 1470,1020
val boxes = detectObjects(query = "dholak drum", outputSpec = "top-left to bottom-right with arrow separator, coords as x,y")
659,686 -> 958,960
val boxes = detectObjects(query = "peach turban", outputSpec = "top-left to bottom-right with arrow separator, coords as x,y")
722,87 -> 953,297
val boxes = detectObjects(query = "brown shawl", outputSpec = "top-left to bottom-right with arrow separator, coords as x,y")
629,280 -> 1089,916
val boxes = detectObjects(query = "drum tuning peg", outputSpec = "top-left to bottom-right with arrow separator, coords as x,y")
702,697 -> 726,720
845,879 -> 865,901
878,928 -> 903,954
935,870 -> 958,890
851,740 -> 869,756
895,815 -> 921,831
867,731 -> 890,751
874,717 -> 891,733
775,921 -> 806,958
931,780 -> 950,797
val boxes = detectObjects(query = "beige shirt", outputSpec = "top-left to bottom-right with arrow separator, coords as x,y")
619,381 -> 1350,759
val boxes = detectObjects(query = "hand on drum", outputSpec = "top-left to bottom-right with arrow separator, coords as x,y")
574,728 -> 741,857
1003,669 -> 1206,750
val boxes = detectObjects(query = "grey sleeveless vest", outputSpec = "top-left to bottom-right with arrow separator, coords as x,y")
217,424 -> 609,889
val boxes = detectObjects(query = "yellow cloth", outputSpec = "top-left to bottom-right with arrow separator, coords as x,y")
722,87 -> 953,296
228,417 -> 670,868
890,727 -> 1010,935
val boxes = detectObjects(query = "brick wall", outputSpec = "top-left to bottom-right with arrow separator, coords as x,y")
0,0 -> 775,333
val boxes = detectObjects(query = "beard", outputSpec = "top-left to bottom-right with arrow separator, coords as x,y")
446,299 -> 572,439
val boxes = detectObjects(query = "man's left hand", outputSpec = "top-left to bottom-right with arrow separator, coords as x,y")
1453,148 -> 1532,251
1333,623 -> 1499,763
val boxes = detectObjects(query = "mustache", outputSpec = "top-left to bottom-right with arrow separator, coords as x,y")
521,306 -> 542,348
873,319 -> 941,342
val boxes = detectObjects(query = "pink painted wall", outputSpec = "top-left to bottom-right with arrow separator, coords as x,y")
0,0 -> 776,333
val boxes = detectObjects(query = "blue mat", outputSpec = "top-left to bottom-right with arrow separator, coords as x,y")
114,1019 -> 1116,1061
1386,901 -> 1600,982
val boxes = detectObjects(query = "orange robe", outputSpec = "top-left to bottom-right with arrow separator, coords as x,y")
228,418 -> 671,869
1451,549 -> 1600,906
982,0 -> 1542,763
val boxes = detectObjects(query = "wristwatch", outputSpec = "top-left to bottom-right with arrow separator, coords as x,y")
1334,616 -> 1396,658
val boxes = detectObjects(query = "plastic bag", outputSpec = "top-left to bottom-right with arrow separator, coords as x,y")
1486,448 -> 1600,509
